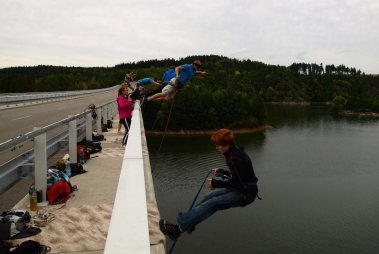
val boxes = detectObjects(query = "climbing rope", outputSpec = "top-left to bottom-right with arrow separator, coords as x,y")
168,170 -> 212,254
157,95 -> 176,153
31,203 -> 67,227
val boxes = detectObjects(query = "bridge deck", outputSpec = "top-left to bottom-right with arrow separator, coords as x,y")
12,114 -> 165,254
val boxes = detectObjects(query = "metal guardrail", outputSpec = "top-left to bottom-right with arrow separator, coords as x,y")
0,100 -> 117,195
0,86 -> 117,105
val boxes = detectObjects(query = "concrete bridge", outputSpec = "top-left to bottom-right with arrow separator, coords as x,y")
1,99 -> 166,253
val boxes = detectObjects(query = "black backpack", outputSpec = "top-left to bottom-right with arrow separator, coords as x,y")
2,240 -> 51,254
0,240 -> 11,254
92,133 -> 105,142
0,210 -> 41,240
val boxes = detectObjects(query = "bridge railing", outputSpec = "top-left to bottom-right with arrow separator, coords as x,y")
104,100 -> 151,254
0,85 -> 117,106
0,100 -> 117,196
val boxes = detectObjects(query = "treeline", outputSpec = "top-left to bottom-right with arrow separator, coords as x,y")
289,62 -> 362,76
0,66 -> 124,92
1,55 -> 378,130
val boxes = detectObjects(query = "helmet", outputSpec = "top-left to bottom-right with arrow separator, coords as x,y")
56,159 -> 66,171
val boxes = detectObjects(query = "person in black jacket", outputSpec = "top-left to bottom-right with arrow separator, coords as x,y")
160,128 -> 259,240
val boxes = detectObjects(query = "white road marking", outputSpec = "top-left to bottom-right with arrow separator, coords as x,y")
12,115 -> 32,121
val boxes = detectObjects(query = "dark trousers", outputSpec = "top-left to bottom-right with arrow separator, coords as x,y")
120,118 -> 132,145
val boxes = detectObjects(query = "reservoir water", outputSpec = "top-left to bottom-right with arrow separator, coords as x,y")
147,105 -> 379,254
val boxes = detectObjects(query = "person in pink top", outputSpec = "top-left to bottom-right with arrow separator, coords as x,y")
116,86 -> 133,146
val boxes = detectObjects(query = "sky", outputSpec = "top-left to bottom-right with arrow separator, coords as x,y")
0,0 -> 378,74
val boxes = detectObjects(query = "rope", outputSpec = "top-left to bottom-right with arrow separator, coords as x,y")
157,93 -> 177,153
32,203 -> 67,227
168,170 -> 212,254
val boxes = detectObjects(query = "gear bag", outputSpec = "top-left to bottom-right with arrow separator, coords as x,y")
0,211 -> 41,240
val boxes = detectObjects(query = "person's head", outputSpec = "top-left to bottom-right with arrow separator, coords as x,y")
118,86 -> 128,96
138,86 -> 145,93
193,60 -> 202,71
210,129 -> 235,154
169,66 -> 175,70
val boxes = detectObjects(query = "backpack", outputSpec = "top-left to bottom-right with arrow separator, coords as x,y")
0,240 -> 11,254
9,240 -> 50,254
106,120 -> 113,129
76,145 -> 90,163
101,124 -> 108,132
70,163 -> 86,176
77,139 -> 102,154
0,211 -> 41,240
47,180 -> 71,205
92,133 -> 104,142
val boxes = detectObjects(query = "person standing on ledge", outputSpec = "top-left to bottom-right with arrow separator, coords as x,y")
147,60 -> 207,103
159,128 -> 260,240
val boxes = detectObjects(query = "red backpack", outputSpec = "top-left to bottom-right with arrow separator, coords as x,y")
76,145 -> 90,163
47,180 -> 71,205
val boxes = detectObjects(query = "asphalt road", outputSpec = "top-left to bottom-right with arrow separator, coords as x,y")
0,87 -> 119,165
0,86 -> 120,210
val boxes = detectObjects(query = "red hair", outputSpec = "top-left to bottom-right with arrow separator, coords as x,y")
210,129 -> 235,146
118,86 -> 128,95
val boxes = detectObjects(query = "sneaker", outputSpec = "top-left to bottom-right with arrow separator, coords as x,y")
187,225 -> 196,234
159,219 -> 181,240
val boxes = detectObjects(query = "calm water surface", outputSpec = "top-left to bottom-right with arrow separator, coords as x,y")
147,105 -> 379,254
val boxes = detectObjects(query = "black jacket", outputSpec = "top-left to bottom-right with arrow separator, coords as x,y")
212,146 -> 258,198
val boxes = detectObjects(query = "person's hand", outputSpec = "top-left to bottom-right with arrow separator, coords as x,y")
211,168 -> 219,176
201,71 -> 208,77
207,178 -> 214,190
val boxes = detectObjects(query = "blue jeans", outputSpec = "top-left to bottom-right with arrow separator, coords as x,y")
177,188 -> 255,231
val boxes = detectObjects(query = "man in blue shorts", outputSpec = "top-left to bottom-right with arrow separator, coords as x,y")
145,66 -> 176,98
147,60 -> 207,102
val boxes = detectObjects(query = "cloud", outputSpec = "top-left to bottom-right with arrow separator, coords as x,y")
0,0 -> 378,73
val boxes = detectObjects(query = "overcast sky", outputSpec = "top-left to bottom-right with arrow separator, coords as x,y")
0,0 -> 378,73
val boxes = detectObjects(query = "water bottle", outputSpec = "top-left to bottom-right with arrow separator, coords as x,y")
79,147 -> 85,165
29,186 -> 38,211
63,154 -> 71,177
65,162 -> 71,177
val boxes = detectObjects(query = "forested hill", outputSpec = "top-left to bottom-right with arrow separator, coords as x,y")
1,55 -> 378,130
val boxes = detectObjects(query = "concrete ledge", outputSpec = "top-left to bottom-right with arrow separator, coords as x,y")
104,101 -> 150,254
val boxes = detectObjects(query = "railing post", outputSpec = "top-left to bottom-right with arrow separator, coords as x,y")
107,105 -> 112,123
33,127 -> 47,204
96,108 -> 102,135
69,117 -> 77,163
103,105 -> 108,125
86,113 -> 93,141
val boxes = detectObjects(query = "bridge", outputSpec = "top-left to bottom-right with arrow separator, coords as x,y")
0,89 -> 165,254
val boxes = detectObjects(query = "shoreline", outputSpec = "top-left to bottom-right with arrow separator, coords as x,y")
146,125 -> 272,136
339,110 -> 379,118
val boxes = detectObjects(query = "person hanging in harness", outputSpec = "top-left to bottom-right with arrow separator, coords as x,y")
130,77 -> 161,102
159,128 -> 260,240
123,71 -> 136,87
147,60 -> 207,103
145,66 -> 176,99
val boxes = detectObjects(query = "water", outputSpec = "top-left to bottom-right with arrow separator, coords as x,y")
148,105 -> 379,254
